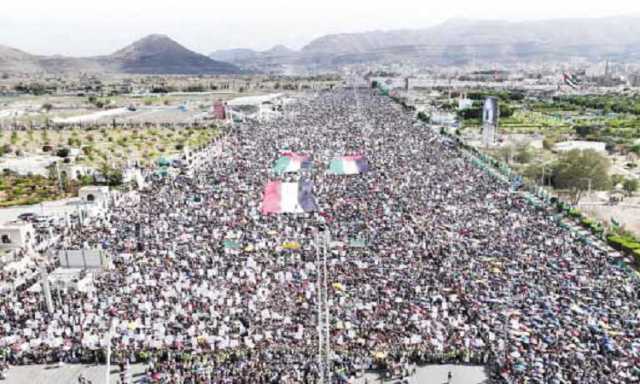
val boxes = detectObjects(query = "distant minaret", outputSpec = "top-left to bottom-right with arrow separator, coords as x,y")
482,97 -> 499,147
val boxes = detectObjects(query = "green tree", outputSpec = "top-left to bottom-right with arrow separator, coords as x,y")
56,148 -> 70,158
552,149 -> 611,204
514,144 -> 534,164
496,145 -> 515,164
46,163 -> 58,182
417,111 -> 430,123
98,162 -> 124,187
1,144 -> 12,156
574,124 -> 597,138
623,178 -> 639,196
542,135 -> 558,151
523,163 -> 544,184
611,174 -> 625,189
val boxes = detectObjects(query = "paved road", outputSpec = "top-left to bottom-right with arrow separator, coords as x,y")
5,363 -> 146,384
0,197 -> 81,226
4,363 -> 487,384
353,364 -> 488,384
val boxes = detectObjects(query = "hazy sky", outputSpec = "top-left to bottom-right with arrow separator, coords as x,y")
1,0 -> 638,56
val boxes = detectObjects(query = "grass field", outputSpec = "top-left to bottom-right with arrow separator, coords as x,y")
0,125 -> 219,169
0,173 -> 73,208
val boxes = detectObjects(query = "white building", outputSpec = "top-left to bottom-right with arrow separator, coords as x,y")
504,134 -> 544,150
123,168 -> 147,189
60,164 -> 97,181
458,98 -> 474,110
0,155 -> 59,176
430,112 -> 457,126
27,268 -> 96,294
78,186 -> 110,204
0,222 -> 35,250
553,140 -> 607,153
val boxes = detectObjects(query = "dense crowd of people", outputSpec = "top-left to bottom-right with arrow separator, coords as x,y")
1,90 -> 640,383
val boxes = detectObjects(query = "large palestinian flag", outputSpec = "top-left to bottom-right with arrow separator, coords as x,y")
328,155 -> 369,175
273,152 -> 312,175
261,180 -> 318,214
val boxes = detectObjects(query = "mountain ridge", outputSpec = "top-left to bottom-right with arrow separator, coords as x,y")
5,16 -> 640,75
213,16 -> 640,71
0,34 -> 242,75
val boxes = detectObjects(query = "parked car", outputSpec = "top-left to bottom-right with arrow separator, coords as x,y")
17,212 -> 36,222
33,215 -> 53,224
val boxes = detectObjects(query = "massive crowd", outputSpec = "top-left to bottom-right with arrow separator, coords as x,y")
1,90 -> 640,383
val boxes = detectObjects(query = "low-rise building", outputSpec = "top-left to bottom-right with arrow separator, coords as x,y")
553,140 -> 607,153
0,222 -> 35,250
78,186 -> 110,204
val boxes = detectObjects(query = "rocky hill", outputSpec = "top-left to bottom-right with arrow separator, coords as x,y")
209,45 -> 298,73
299,17 -> 640,65
0,45 -> 42,73
0,35 -> 242,75
109,34 -> 240,75
213,16 -> 640,71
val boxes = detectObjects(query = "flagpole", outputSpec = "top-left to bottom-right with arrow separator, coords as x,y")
323,229 -> 330,382
106,319 -> 113,384
315,232 -> 324,384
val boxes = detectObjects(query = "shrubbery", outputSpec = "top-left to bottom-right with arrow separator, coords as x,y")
607,234 -> 640,256
417,112 -> 430,123
56,148 -> 70,158
580,217 -> 604,236
568,208 -> 582,218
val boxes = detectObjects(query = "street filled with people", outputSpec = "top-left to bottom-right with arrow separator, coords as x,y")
1,89 -> 640,383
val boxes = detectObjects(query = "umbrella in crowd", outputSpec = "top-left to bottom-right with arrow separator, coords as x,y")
0,90 -> 639,384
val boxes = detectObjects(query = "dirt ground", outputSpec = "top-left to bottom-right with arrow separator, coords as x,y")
580,200 -> 640,235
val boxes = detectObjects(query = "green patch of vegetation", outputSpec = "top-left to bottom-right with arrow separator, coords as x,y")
607,233 -> 640,256
0,171 -> 68,208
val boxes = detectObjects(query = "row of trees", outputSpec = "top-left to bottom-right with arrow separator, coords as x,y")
44,161 -> 123,194
457,101 -> 515,120
453,91 -> 520,121
556,95 -> 640,115
516,149 -> 638,204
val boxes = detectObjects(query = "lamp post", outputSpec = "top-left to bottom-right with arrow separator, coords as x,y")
580,177 -> 593,201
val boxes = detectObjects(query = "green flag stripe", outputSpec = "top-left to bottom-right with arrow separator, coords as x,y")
329,159 -> 345,175
273,157 -> 291,175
